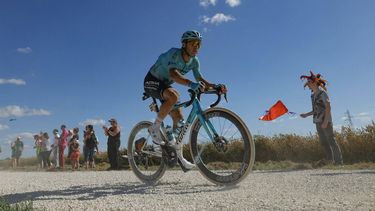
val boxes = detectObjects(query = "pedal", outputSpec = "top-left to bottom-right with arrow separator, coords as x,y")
161,145 -> 178,168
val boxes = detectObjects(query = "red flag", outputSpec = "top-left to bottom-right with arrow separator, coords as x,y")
259,100 -> 289,121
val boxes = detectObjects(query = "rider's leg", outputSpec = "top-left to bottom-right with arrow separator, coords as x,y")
158,88 -> 179,122
169,108 -> 183,130
168,102 -> 195,169
149,88 -> 179,144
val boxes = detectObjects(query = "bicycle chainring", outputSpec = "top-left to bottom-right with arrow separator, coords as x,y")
161,145 -> 178,167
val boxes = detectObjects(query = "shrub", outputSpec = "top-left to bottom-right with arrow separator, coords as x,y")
0,197 -> 34,211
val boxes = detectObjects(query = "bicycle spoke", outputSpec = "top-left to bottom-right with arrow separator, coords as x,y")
128,121 -> 166,183
222,122 -> 235,138
191,108 -> 254,185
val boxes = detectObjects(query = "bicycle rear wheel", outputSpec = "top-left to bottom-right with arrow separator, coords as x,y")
190,107 -> 255,185
127,121 -> 166,184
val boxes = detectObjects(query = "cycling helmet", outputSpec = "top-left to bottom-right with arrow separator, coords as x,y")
181,30 -> 202,43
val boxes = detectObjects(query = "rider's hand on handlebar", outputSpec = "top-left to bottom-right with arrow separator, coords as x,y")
189,81 -> 205,93
214,84 -> 228,94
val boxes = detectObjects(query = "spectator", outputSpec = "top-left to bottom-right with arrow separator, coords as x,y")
40,132 -> 51,169
33,134 -> 43,168
300,71 -> 343,165
58,124 -> 69,169
11,137 -> 24,168
69,139 -> 80,170
50,129 -> 60,168
83,125 -> 98,169
68,127 -> 80,170
103,118 -> 121,170
68,128 -> 79,161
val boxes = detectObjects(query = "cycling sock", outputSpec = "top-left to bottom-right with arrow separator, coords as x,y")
154,116 -> 163,128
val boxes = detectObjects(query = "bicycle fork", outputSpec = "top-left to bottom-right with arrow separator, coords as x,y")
177,100 -> 219,145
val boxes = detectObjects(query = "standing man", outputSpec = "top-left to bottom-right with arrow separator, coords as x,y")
103,118 -> 121,170
300,71 -> 343,165
11,136 -> 24,168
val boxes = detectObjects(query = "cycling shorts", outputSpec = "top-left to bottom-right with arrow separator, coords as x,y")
144,71 -> 171,100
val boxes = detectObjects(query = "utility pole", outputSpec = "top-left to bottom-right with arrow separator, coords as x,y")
345,109 -> 354,128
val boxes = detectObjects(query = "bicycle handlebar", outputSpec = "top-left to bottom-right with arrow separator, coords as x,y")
187,87 -> 227,108
145,88 -> 227,110
201,87 -> 227,108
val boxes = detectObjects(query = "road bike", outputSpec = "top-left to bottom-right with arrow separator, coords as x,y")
127,88 -> 255,185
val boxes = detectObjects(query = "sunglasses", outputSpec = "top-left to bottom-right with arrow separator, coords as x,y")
188,40 -> 201,49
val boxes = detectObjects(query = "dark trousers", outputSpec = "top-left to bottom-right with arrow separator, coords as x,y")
108,139 -> 120,169
316,123 -> 343,164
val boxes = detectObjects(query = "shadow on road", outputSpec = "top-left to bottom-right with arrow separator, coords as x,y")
310,170 -> 375,176
3,181 -> 237,204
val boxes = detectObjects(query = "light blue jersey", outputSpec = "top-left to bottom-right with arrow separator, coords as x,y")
149,48 -> 202,85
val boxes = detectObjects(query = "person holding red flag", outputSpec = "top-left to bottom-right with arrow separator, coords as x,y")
300,71 -> 343,165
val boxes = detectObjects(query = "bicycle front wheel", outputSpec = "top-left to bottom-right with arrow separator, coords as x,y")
127,121 -> 166,184
190,107 -> 255,185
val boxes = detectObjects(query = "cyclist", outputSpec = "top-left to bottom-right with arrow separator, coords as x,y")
144,30 -> 227,168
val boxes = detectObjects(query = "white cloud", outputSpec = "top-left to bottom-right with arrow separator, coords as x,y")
355,116 -> 372,123
358,112 -> 369,116
353,112 -> 372,122
2,132 -> 35,145
16,47 -> 32,54
333,124 -> 343,131
288,116 -> 298,120
0,105 -> 51,118
199,0 -> 217,7
79,118 -> 106,127
225,0 -> 241,7
341,111 -> 374,124
201,13 -> 236,25
0,79 -> 26,85
16,132 -> 35,140
0,124 -> 9,130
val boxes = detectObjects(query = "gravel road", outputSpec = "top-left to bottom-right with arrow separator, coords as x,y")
1,169 -> 374,210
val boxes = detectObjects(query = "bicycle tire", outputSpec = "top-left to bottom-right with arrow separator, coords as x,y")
127,121 -> 166,184
190,107 -> 255,185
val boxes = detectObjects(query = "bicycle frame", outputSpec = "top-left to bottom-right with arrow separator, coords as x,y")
171,95 -> 219,145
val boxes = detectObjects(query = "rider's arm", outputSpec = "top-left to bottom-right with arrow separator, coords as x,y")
197,77 -> 214,89
170,69 -> 193,86
170,69 -> 214,89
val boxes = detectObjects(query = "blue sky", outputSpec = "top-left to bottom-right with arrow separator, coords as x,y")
1,0 -> 374,159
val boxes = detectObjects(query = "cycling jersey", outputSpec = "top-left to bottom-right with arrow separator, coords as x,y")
149,48 -> 202,85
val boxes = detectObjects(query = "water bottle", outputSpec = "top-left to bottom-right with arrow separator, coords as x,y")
165,126 -> 176,145
173,119 -> 185,136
